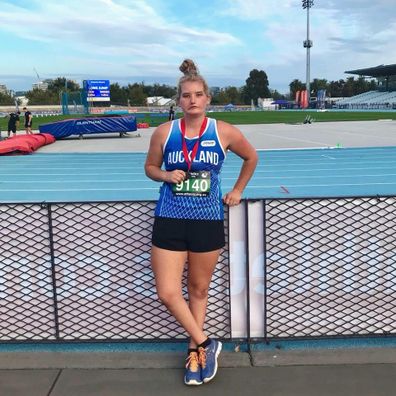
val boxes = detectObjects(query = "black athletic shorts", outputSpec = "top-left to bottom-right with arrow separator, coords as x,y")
152,217 -> 225,252
8,124 -> 16,133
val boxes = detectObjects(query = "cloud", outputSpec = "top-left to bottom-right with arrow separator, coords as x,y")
0,1 -> 239,51
220,0 -> 296,20
226,1 -> 396,89
0,0 -> 244,90
0,0 -> 395,93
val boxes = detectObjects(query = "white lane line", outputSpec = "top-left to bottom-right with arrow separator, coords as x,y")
3,173 -> 393,184
222,173 -> 396,180
0,180 -> 153,183
223,166 -> 396,173
321,155 -> 336,159
3,181 -> 396,192
245,181 -> 396,188
258,132 -> 331,146
0,187 -> 159,192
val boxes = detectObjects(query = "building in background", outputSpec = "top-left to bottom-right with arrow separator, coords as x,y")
210,87 -> 221,97
0,84 -> 8,95
146,96 -> 174,107
32,79 -> 54,91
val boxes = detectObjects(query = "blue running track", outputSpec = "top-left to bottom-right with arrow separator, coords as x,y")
1,146 -> 396,203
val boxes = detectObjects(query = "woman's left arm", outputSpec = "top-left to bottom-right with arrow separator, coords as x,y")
220,121 -> 258,206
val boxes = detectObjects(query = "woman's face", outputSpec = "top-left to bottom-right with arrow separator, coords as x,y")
178,80 -> 210,116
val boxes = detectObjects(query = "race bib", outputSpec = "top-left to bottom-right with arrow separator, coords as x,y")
172,171 -> 211,197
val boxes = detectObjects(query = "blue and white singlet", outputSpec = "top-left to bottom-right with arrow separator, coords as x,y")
155,117 -> 226,220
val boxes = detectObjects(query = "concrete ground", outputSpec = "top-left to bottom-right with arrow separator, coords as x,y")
1,120 -> 396,395
35,120 -> 396,153
1,347 -> 396,395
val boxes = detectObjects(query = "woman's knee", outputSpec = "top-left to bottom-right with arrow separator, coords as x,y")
188,282 -> 209,300
157,289 -> 182,307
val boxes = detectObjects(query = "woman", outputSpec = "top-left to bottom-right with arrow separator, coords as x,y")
145,59 -> 258,386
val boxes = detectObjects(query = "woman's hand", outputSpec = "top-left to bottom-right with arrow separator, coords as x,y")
165,169 -> 187,184
223,189 -> 242,207
145,125 -> 188,184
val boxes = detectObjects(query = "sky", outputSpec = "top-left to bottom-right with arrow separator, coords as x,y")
0,0 -> 395,94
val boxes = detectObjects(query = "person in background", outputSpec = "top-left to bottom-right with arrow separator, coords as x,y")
23,107 -> 33,134
168,104 -> 175,121
7,110 -> 21,138
145,59 -> 258,386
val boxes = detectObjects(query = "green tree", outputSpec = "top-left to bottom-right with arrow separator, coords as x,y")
25,77 -> 81,105
354,76 -> 368,95
126,83 -> 147,106
289,79 -> 306,99
270,89 -> 285,100
243,69 -> 270,105
224,86 -> 242,104
0,92 -> 14,105
352,76 -> 377,95
49,77 -> 80,93
144,83 -> 176,98
342,77 -> 355,97
368,79 -> 377,91
310,78 -> 329,96
25,88 -> 59,105
328,80 -> 345,97
285,75 -> 378,99
110,83 -> 128,105
211,86 -> 243,105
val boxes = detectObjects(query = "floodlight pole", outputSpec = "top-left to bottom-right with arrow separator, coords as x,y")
302,0 -> 313,105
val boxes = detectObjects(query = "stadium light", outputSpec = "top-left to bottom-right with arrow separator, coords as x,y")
302,0 -> 314,105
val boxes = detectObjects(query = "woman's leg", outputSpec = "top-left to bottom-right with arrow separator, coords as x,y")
187,249 -> 221,348
151,245 -> 207,345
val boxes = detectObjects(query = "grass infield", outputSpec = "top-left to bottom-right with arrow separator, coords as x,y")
1,110 -> 395,133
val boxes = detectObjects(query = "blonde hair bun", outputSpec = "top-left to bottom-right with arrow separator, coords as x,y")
176,58 -> 209,100
179,59 -> 198,76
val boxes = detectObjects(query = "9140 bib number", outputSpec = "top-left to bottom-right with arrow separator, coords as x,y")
172,171 -> 211,197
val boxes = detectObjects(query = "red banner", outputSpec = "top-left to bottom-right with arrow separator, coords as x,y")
295,90 -> 301,105
301,90 -> 308,109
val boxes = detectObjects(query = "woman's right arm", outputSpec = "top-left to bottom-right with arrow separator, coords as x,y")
144,125 -> 186,184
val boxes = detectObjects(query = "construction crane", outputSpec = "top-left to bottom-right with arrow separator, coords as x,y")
33,67 -> 41,83
32,67 -> 49,91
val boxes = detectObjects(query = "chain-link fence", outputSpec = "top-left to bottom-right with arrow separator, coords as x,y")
264,196 -> 396,340
1,196 -> 396,343
61,91 -> 86,115
0,201 -> 230,342
0,204 -> 55,340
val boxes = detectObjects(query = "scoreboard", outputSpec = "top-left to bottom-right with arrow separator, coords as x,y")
83,80 -> 110,102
